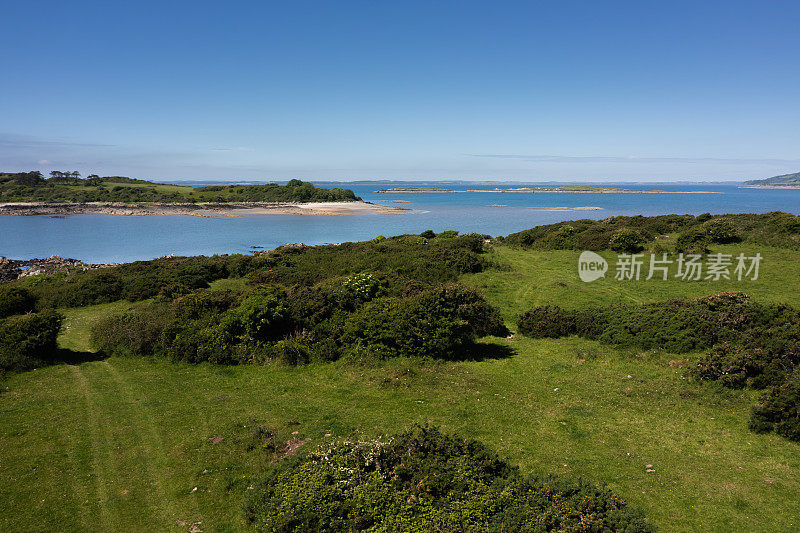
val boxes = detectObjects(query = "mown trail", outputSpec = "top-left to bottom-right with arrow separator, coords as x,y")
72,361 -> 186,531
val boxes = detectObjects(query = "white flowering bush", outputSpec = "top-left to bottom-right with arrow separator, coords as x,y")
341,272 -> 382,301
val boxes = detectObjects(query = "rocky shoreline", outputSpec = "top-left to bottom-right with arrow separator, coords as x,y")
0,255 -> 120,282
0,201 -> 409,217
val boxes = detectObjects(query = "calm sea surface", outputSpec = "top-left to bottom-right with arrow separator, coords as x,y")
2,181 -> 799,263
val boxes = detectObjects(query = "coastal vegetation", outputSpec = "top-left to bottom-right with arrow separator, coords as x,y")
0,171 -> 360,204
517,292 -> 800,441
245,425 -> 652,532
501,211 -> 800,251
2,213 -> 800,530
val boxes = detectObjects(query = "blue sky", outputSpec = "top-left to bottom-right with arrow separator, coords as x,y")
2,1 -> 799,182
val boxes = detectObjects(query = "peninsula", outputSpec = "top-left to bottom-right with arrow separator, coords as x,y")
740,171 -> 800,189
0,172 -> 408,216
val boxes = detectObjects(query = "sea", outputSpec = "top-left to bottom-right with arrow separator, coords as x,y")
1,181 -> 799,263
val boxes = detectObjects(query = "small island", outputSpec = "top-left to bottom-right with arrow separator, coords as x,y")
0,171 -> 409,216
374,184 -> 719,194
373,186 -> 456,193
740,171 -> 800,189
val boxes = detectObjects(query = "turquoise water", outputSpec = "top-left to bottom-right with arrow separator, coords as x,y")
1,182 -> 799,263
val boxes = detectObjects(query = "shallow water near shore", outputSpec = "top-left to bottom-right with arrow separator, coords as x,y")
2,181 -> 800,262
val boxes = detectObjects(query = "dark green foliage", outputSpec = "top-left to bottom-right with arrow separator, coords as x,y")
16,233 -> 490,310
504,214 -> 691,250
518,292 -> 800,385
703,219 -> 741,244
750,368 -> 800,441
89,303 -> 176,357
342,285 -> 509,361
675,227 -> 710,254
609,229 -> 646,253
84,230 -> 502,365
244,425 -> 654,532
0,310 -> 64,371
517,305 -> 576,338
503,212 -> 800,251
0,285 -> 36,318
249,233 -> 490,288
517,292 -> 800,442
227,287 -> 291,341
20,256 -> 233,308
90,278 -> 506,365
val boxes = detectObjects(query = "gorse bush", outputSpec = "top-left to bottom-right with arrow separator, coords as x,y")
91,282 -> 508,365
84,232 -> 503,365
609,229 -> 646,253
674,227 -> 710,254
504,212 -> 800,251
243,425 -> 654,532
703,218 -> 742,244
0,285 -> 36,318
517,305 -> 576,338
750,368 -> 800,441
519,292 -> 766,353
342,285 -> 509,361
517,292 -> 800,441
0,310 -> 64,371
14,232 -> 491,309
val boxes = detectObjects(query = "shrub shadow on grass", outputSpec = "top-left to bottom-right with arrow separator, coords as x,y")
54,348 -> 107,365
452,341 -> 516,362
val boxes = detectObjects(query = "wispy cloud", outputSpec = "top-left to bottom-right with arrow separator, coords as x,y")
467,154 -> 800,165
0,133 -> 116,149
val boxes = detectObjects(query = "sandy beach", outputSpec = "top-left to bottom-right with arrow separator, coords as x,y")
0,201 -> 410,217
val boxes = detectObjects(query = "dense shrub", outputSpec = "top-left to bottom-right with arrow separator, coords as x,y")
91,280 -> 507,365
703,219 -> 741,244
227,287 -> 291,341
15,232 -> 491,310
519,292 -> 761,352
89,303 -> 174,357
0,310 -> 64,371
674,228 -> 710,254
609,229 -> 645,253
517,305 -> 576,338
516,293 -> 800,442
518,293 -> 800,386
0,285 -> 37,318
691,343 -> 767,389
503,212 -> 800,251
244,425 -> 654,532
749,368 -> 800,441
341,285 -> 508,360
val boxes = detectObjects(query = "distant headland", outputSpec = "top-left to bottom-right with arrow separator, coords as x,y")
740,172 -> 800,189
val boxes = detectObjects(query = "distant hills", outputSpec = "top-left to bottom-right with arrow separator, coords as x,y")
742,172 -> 800,187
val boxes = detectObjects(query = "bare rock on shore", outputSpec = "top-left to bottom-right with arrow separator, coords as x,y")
0,255 -> 120,282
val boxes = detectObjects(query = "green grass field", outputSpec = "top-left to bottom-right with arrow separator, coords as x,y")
1,243 -> 799,531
